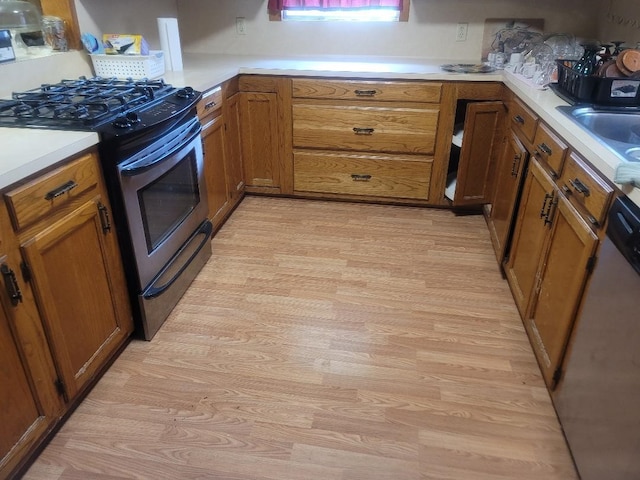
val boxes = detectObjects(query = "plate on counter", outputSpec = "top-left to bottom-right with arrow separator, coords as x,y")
441,63 -> 496,74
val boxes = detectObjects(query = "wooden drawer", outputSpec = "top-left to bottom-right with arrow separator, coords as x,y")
196,85 -> 223,119
532,122 -> 569,178
559,152 -> 614,227
292,78 -> 442,103
294,150 -> 432,199
510,97 -> 538,143
293,102 -> 439,154
5,152 -> 100,231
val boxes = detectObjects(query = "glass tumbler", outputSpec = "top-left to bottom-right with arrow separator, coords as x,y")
42,16 -> 67,51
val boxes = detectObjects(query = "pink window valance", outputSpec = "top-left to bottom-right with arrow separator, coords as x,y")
268,0 -> 402,11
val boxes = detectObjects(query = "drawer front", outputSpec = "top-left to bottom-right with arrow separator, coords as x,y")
196,85 -> 223,118
5,152 -> 100,230
294,150 -> 432,199
560,152 -> 614,227
532,122 -> 569,178
292,79 -> 442,103
293,103 -> 439,154
510,97 -> 538,143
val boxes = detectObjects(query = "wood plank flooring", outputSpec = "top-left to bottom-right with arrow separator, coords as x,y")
23,196 -> 578,480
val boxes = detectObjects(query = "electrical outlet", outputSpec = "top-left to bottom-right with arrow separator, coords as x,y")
236,17 -> 247,35
456,22 -> 468,42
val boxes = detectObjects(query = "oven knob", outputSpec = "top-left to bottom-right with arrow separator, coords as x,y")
176,86 -> 195,99
126,111 -> 141,124
113,115 -> 132,129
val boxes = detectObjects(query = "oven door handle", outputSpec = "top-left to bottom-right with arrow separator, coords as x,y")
120,125 -> 201,177
142,220 -> 213,299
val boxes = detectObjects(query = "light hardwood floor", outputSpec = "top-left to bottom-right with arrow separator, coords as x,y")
23,196 -> 578,480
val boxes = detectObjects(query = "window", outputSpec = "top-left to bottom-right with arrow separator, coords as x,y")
268,0 -> 410,22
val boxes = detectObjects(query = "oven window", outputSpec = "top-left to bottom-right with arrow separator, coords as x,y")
139,151 -> 200,253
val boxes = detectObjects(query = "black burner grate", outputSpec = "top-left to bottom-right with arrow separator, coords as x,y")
0,77 -> 176,130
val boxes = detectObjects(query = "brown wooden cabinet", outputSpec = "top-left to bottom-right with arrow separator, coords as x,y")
224,89 -> 245,204
198,82 -> 245,232
486,130 -> 529,263
238,76 -> 292,195
0,253 -> 61,479
202,112 -> 230,225
505,157 -> 606,388
291,78 -> 440,202
450,101 -> 505,206
440,83 -> 506,208
0,149 -> 133,477
526,193 -> 598,386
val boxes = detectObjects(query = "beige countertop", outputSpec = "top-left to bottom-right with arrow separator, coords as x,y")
1,53 -> 638,206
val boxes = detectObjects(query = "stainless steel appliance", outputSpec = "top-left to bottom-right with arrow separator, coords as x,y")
0,77 -> 212,340
553,195 -> 640,480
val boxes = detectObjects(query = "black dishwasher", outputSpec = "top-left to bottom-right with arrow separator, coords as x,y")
553,195 -> 640,480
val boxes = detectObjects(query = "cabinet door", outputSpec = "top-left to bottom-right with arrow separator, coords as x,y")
0,265 -> 53,478
505,160 -> 556,317
453,101 -> 505,206
486,130 -> 528,262
201,111 -> 230,227
224,92 -> 245,202
21,197 -> 132,400
239,91 -> 281,191
527,196 -> 598,387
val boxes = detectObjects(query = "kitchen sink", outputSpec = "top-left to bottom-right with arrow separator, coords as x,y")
556,105 -> 640,162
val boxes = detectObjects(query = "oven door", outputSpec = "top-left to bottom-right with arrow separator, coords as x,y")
117,118 -> 209,290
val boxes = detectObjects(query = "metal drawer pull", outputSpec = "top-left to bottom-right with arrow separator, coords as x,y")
511,153 -> 522,177
513,114 -> 525,124
351,174 -> 372,182
354,89 -> 377,97
570,178 -> 591,197
1,264 -> 22,306
204,101 -> 217,110
44,180 -> 77,201
353,127 -> 375,135
537,142 -> 552,156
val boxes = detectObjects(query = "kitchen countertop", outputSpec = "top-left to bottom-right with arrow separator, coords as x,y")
1,53 -> 638,206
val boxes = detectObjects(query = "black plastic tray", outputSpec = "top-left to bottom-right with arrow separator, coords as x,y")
555,60 -> 640,107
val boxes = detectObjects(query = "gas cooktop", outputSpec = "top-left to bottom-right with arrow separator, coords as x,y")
0,76 -> 199,135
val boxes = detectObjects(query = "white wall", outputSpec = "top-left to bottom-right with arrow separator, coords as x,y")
177,0 -> 600,60
597,0 -> 640,47
75,0 -> 179,49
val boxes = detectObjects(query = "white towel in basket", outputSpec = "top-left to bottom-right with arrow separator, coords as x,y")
614,162 -> 640,186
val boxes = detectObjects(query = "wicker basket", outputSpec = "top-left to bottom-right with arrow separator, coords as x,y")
554,59 -> 640,106
90,51 -> 165,79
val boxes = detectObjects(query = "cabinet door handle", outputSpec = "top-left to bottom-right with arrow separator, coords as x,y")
540,192 -> 553,219
544,197 -> 558,226
513,114 -> 525,124
97,202 -> 112,233
44,180 -> 77,201
1,264 -> 22,306
354,89 -> 377,97
537,142 -> 552,156
353,127 -> 375,135
511,153 -> 522,177
570,178 -> 591,197
351,174 -> 372,182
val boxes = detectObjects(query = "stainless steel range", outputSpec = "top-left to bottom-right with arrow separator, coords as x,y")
0,77 -> 212,340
